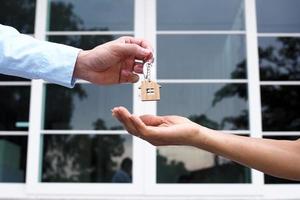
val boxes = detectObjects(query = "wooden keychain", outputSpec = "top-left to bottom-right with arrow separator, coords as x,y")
139,60 -> 161,101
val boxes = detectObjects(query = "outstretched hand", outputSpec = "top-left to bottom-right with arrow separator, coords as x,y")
112,106 -> 201,146
74,36 -> 153,85
113,108 -> 300,181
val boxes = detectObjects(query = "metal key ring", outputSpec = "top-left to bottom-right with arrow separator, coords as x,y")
144,62 -> 153,81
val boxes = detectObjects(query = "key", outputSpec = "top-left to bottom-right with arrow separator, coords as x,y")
139,60 -> 161,101
139,80 -> 161,101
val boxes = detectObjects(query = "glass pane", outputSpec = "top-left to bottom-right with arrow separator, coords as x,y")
259,37 -> 300,81
48,35 -> 124,50
157,35 -> 247,79
263,136 -> 300,184
0,136 -> 27,183
44,84 -> 132,130
157,83 -> 249,130
256,0 -> 300,33
157,146 -> 251,183
0,86 -> 30,131
41,134 -> 132,183
49,0 -> 133,31
0,0 -> 36,34
261,86 -> 300,131
157,0 -> 245,30
0,74 -> 30,82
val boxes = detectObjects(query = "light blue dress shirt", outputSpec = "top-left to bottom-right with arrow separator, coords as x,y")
0,24 -> 81,88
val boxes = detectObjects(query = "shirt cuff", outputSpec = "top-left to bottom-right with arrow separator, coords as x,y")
40,42 -> 81,88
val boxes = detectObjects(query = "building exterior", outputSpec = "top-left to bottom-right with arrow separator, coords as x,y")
0,0 -> 299,199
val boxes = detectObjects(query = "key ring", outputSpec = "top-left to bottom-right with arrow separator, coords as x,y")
143,58 -> 154,82
143,62 -> 151,81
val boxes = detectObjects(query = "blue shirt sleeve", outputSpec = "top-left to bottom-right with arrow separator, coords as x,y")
0,24 -> 81,88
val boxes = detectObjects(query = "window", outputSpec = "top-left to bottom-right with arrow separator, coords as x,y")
1,0 -> 299,198
257,0 -> 300,185
41,134 -> 132,183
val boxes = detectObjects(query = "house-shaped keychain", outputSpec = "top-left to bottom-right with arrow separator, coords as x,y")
139,80 -> 161,101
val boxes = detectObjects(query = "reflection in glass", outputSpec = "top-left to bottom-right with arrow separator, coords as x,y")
0,0 -> 36,34
0,74 -> 29,82
261,86 -> 300,131
42,134 -> 132,183
48,35 -> 124,50
263,136 -> 300,184
44,84 -> 132,130
157,0 -> 245,30
0,86 -> 30,131
256,0 -> 300,33
0,136 -> 27,182
157,146 -> 251,183
49,0 -> 133,31
157,84 -> 249,130
157,35 -> 247,79
258,37 -> 300,81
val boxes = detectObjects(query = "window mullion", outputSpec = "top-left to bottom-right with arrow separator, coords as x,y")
26,0 -> 48,194
244,0 -> 264,186
133,0 -> 157,195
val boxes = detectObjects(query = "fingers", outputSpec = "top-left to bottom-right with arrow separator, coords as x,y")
119,36 -> 153,52
117,36 -> 153,62
112,107 -> 153,137
112,106 -> 165,145
112,107 -> 138,135
130,115 -> 163,145
133,63 -> 143,74
121,43 -> 152,61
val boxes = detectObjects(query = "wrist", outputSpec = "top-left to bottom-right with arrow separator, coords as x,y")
190,124 -> 211,149
74,50 -> 90,80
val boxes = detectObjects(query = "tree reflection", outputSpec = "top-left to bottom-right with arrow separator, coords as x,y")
49,1 -> 83,31
208,37 -> 300,131
188,38 -> 300,130
260,37 -> 300,80
42,134 -> 126,182
259,38 -> 300,132
0,0 -> 36,34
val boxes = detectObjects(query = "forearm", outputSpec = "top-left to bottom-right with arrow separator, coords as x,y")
194,126 -> 300,180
